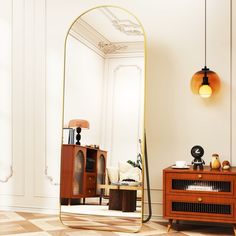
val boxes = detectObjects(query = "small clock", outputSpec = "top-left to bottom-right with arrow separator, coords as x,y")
191,145 -> 204,159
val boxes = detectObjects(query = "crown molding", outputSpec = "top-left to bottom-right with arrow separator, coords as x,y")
69,29 -> 106,58
70,19 -> 144,56
100,7 -> 144,36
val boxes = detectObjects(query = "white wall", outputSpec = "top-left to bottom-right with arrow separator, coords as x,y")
0,0 -> 235,220
64,35 -> 104,145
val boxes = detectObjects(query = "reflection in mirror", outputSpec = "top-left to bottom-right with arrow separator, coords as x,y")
60,6 -> 145,232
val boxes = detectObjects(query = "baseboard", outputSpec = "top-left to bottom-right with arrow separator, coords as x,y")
143,214 -> 166,222
0,205 -> 59,215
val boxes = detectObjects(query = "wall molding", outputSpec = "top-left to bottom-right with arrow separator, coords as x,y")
44,167 -> 59,186
0,167 -> 13,183
69,29 -> 105,58
144,201 -> 163,205
144,188 -> 163,191
71,18 -> 144,56
100,7 -> 144,36
43,0 -> 59,187
98,41 -> 127,54
109,64 -> 142,166
0,0 -> 14,184
69,30 -> 144,59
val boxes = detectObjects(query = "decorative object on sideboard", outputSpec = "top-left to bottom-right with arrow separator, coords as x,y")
222,160 -> 231,170
127,139 -> 142,170
191,145 -> 205,170
86,144 -> 100,149
171,160 -> 189,169
210,153 -> 221,170
63,128 -> 74,144
75,127 -> 81,145
68,119 -> 90,145
190,0 -> 220,98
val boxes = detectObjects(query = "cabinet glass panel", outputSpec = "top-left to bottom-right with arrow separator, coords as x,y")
172,202 -> 231,214
96,154 -> 105,194
172,179 -> 231,192
86,149 -> 96,172
73,150 -> 84,195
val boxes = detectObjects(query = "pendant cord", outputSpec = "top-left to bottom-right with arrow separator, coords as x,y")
204,0 -> 207,67
230,0 -> 232,164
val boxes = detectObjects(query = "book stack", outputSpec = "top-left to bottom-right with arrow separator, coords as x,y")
63,128 -> 74,144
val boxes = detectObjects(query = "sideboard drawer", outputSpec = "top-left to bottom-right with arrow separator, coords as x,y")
165,194 -> 235,222
165,172 -> 235,196
85,187 -> 96,196
86,174 -> 96,188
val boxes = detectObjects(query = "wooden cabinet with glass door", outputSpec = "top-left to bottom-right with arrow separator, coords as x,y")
60,144 -> 107,205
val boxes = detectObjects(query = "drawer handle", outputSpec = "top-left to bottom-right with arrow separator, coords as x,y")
197,197 -> 202,202
89,177 -> 92,180
88,190 -> 91,193
198,174 -> 202,179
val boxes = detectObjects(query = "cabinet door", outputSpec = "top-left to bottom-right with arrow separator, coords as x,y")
73,149 -> 85,196
96,153 -> 106,195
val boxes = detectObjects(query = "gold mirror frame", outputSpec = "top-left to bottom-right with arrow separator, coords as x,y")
60,5 -> 147,233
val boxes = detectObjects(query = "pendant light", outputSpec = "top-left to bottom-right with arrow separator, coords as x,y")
191,0 -> 220,98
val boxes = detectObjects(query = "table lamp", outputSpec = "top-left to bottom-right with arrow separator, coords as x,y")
68,119 -> 90,145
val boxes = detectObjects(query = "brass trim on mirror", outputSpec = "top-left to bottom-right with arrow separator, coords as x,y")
60,5 -> 147,233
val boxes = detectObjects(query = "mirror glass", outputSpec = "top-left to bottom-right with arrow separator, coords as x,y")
60,6 -> 145,232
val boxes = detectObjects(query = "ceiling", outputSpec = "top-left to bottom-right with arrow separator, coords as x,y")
79,7 -> 144,43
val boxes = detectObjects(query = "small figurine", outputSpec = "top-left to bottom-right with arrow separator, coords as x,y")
210,153 -> 221,169
191,145 -> 205,170
222,160 -> 231,170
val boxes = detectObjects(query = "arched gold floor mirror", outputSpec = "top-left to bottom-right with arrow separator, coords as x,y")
60,5 -> 146,232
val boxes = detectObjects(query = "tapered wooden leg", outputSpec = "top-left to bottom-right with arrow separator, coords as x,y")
175,220 -> 180,231
167,219 -> 173,232
233,225 -> 236,236
99,196 -> 102,205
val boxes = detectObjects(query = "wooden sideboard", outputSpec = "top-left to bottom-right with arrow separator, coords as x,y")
163,166 -> 236,234
60,144 -> 107,205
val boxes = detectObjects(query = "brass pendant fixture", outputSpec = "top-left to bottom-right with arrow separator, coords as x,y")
191,0 -> 220,98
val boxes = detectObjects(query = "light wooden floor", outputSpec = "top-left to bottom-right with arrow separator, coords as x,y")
0,211 -> 234,235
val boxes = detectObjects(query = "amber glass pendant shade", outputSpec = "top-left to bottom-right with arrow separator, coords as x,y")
191,70 -> 220,97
